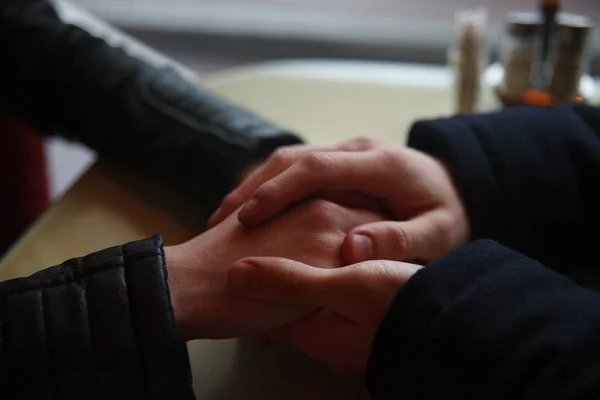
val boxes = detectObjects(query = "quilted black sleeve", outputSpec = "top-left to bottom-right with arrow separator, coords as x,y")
0,235 -> 195,400
0,0 -> 302,210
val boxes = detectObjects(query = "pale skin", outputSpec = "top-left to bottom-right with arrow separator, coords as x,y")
209,138 -> 470,263
228,256 -> 422,376
166,138 -> 470,376
164,198 -> 385,340
206,139 -> 470,375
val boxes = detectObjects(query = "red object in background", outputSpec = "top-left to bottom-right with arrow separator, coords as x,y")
0,108 -> 50,254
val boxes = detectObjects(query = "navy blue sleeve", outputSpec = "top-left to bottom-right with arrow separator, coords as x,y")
366,240 -> 600,400
408,104 -> 600,273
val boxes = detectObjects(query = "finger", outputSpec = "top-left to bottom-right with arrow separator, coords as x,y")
207,144 -> 325,228
208,137 -> 382,228
319,190 -> 384,213
286,199 -> 386,237
342,212 -> 450,263
238,150 -> 391,226
228,257 -> 419,320
227,257 -> 335,307
266,310 -> 359,374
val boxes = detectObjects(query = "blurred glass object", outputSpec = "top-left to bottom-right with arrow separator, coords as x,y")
448,8 -> 489,114
67,0 -> 600,76
485,10 -> 596,107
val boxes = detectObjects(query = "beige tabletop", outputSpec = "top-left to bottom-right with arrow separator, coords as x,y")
0,60 -> 458,398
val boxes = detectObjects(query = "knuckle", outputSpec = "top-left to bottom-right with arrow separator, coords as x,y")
376,148 -> 402,169
311,232 -> 345,266
375,261 -> 410,290
302,199 -> 344,225
301,152 -> 336,171
389,226 -> 414,255
349,136 -> 380,149
352,261 -> 398,290
431,213 -> 456,251
314,231 -> 344,249
352,263 -> 400,316
283,264 -> 306,291
252,181 -> 278,203
434,216 -> 454,239
270,147 -> 296,168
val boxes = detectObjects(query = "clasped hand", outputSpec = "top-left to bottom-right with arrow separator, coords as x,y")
167,137 -> 470,376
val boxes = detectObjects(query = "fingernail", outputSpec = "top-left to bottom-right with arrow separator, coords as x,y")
352,234 -> 372,262
238,198 -> 258,221
228,262 -> 260,292
206,207 -> 221,227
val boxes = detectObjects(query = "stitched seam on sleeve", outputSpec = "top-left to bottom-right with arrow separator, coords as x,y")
157,244 -> 193,391
2,254 -> 157,296
0,300 -> 5,376
120,244 -> 148,397
159,244 -> 179,340
42,289 -> 59,400
80,278 -> 98,394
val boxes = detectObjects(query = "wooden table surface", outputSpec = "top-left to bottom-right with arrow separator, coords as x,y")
0,60 -> 481,398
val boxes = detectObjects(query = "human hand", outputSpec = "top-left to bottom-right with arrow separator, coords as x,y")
227,257 -> 421,376
165,199 -> 384,341
208,137 -> 384,228
214,143 -> 470,263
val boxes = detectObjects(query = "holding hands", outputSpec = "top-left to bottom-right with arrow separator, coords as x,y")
165,197 -> 384,340
176,137 -> 470,375
229,256 -> 421,376
210,137 -> 470,263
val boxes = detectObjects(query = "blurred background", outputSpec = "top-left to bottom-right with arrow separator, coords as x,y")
69,0 -> 600,74
0,0 -> 594,255
49,0 -> 600,199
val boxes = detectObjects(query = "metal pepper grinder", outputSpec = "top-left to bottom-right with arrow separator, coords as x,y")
487,7 -> 594,108
548,14 -> 592,103
525,0 -> 593,106
523,11 -> 592,106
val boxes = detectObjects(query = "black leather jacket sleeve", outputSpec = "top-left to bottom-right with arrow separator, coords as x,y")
0,235 -> 196,399
0,0 -> 303,210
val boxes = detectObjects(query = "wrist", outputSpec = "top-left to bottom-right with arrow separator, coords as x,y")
164,245 -> 194,341
165,238 -> 229,341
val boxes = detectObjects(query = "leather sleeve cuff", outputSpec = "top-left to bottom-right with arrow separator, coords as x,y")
0,235 -> 195,399
145,68 -> 303,177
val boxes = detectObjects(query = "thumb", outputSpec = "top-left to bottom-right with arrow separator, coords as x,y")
342,214 -> 445,263
227,257 -> 338,308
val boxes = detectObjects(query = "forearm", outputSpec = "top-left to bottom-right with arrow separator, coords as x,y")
0,236 -> 194,399
367,240 -> 600,399
408,104 -> 600,271
0,0 -> 302,208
